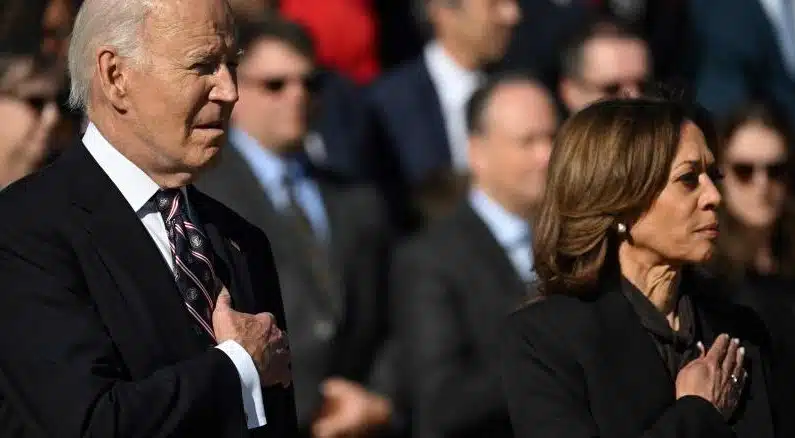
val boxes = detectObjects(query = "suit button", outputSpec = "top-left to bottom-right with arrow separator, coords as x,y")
314,320 -> 335,340
186,288 -> 198,302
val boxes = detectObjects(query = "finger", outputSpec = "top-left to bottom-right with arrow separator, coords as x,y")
721,338 -> 740,377
255,312 -> 276,327
730,345 -> 746,383
313,415 -> 345,438
705,333 -> 731,364
215,287 -> 232,309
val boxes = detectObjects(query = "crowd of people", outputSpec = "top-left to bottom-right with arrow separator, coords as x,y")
1,0 -> 795,437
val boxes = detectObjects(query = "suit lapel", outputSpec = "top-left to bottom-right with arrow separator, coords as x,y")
187,186 -> 259,315
66,145 -> 206,359
685,270 -> 775,436
399,60 -> 452,183
591,271 -> 676,436
455,203 -> 528,305
316,182 -> 349,321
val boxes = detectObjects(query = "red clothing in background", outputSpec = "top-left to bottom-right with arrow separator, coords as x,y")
280,0 -> 380,85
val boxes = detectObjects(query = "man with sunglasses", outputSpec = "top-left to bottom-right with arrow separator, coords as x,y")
197,16 -> 399,438
0,53 -> 61,190
558,16 -> 651,114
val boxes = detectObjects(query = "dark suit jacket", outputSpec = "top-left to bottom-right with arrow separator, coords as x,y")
367,56 -> 469,231
196,145 -> 394,431
691,0 -> 795,125
721,272 -> 795,437
391,201 -> 528,438
0,144 -> 298,437
311,69 -> 371,181
500,265 -> 776,438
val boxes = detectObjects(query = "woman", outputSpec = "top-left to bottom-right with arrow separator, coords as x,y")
499,97 -> 776,438
711,101 -> 795,436
712,102 -> 795,279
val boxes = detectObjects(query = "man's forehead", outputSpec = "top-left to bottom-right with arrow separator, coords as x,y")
145,0 -> 235,41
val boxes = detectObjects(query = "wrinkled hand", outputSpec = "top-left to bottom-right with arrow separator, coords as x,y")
675,333 -> 746,420
212,287 -> 292,387
312,378 -> 392,438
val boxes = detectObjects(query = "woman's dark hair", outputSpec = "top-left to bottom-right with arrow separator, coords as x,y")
533,95 -> 717,296
711,101 -> 795,278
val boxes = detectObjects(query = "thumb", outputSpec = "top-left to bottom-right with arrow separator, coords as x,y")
215,286 -> 232,310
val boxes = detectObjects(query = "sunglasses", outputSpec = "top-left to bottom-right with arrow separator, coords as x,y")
579,78 -> 650,96
0,92 -> 51,114
241,73 -> 320,94
729,161 -> 788,183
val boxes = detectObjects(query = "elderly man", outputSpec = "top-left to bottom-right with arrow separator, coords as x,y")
0,0 -> 297,437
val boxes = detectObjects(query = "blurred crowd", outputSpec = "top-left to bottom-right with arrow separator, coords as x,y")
2,0 -> 795,437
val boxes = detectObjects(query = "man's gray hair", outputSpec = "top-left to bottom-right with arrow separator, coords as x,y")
67,0 -> 155,111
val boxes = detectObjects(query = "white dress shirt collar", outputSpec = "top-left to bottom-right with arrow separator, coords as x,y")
423,41 -> 485,170
82,122 -> 162,213
424,40 -> 484,109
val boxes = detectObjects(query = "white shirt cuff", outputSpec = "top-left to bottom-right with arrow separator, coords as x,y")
216,340 -> 267,429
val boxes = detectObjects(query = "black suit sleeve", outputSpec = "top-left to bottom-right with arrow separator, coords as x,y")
499,310 -> 735,438
0,242 -> 247,437
392,244 -> 507,436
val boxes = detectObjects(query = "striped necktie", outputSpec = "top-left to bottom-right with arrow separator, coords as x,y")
155,188 -> 220,343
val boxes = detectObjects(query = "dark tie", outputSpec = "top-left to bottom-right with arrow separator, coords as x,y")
155,188 -> 220,343
281,174 -> 342,320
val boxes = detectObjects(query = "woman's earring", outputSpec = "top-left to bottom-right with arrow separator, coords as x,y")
617,223 -> 627,234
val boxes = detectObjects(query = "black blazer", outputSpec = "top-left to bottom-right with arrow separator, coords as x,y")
196,145 -> 394,430
365,56 -> 455,232
499,266 -> 776,438
0,144 -> 298,437
391,201 -> 528,438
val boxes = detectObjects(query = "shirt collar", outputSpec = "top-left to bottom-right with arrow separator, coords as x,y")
229,128 -> 309,185
423,40 -> 484,107
82,122 -> 161,213
468,188 -> 530,248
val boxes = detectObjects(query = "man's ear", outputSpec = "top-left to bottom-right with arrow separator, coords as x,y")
96,46 -> 132,111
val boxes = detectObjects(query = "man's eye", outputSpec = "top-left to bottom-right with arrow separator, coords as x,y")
193,62 -> 217,75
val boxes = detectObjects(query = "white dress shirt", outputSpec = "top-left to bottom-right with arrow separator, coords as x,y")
82,123 -> 267,429
469,189 -> 535,282
424,41 -> 485,171
759,0 -> 795,77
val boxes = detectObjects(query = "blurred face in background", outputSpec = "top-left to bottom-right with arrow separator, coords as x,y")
430,0 -> 521,68
233,38 -> 316,153
42,0 -> 77,64
721,122 -> 789,230
561,36 -> 650,113
0,56 -> 60,188
469,81 -> 557,216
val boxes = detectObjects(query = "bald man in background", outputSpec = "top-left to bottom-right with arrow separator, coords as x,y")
391,73 -> 557,438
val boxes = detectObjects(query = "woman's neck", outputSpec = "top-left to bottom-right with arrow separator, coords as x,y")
618,242 -> 681,320
744,225 -> 776,274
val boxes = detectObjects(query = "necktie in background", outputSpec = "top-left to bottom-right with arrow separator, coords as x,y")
155,189 -> 220,343
281,173 -> 343,320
